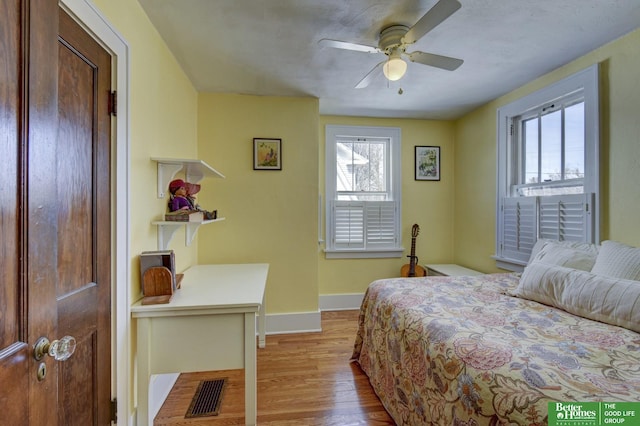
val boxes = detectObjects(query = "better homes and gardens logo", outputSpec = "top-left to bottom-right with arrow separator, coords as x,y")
551,403 -> 597,425
549,402 -> 638,426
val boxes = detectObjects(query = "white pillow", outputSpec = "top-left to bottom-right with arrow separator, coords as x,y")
529,241 -> 597,271
560,269 -> 640,333
528,239 -> 598,266
513,263 -> 640,333
591,240 -> 640,281
512,262 -> 571,308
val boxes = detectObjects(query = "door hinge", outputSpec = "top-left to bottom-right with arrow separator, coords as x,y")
110,398 -> 117,423
108,91 -> 117,116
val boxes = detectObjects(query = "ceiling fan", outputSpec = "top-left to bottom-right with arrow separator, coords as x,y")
318,0 -> 464,88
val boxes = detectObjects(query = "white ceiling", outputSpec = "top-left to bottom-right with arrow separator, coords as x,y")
138,0 -> 640,119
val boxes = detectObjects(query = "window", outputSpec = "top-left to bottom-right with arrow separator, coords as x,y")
495,65 -> 600,270
325,125 -> 402,258
518,100 -> 585,196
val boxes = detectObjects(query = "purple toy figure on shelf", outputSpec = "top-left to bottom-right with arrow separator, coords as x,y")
168,179 -> 192,211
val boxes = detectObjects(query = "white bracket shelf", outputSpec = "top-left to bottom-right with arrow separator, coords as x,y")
151,157 -> 226,250
152,218 -> 226,250
152,157 -> 225,198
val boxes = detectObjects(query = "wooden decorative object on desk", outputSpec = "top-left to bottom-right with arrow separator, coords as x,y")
140,250 -> 177,292
141,266 -> 174,305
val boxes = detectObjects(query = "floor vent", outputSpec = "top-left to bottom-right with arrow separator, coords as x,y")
185,378 -> 227,418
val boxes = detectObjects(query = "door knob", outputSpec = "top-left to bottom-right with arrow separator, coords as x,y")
33,335 -> 77,361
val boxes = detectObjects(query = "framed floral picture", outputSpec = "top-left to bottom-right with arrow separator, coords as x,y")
253,138 -> 282,170
415,146 -> 440,181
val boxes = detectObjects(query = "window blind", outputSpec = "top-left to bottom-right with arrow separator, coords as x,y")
501,196 -> 537,263
333,200 -> 395,249
500,193 -> 594,264
539,193 -> 593,241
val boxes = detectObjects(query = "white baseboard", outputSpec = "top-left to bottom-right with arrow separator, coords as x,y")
263,294 -> 364,335
262,295 -> 363,335
319,293 -> 364,311
266,311 -> 322,334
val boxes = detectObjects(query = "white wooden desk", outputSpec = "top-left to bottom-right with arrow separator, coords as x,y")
131,263 -> 268,426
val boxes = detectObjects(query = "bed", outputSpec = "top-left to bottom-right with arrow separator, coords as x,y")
351,240 -> 640,425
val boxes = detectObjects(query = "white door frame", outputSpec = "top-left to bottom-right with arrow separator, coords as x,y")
58,1 -> 131,423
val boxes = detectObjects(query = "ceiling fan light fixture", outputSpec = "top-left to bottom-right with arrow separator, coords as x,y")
322,0 -> 463,89
382,55 -> 407,81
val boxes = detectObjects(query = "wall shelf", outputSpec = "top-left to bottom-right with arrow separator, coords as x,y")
152,157 -> 225,198
151,157 -> 226,250
152,218 -> 226,250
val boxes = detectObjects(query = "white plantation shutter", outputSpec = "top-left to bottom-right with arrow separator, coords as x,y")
333,202 -> 364,248
501,197 -> 537,263
365,202 -> 396,247
539,193 -> 593,242
332,201 -> 396,249
499,193 -> 594,265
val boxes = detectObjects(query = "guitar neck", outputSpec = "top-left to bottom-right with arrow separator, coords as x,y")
409,237 -> 417,274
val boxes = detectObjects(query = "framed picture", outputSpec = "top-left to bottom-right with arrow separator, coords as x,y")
415,146 -> 440,181
253,138 -> 282,170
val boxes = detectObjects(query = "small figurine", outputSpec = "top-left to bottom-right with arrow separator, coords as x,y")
167,178 -> 217,220
168,179 -> 192,211
184,182 -> 201,210
185,182 -> 218,220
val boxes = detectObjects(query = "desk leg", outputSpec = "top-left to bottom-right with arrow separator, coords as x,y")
244,312 -> 257,425
258,293 -> 266,348
136,317 -> 152,426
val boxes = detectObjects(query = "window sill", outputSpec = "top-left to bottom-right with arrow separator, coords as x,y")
492,255 -> 527,272
324,248 -> 404,259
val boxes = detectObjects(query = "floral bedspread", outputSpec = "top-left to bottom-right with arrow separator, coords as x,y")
351,273 -> 640,425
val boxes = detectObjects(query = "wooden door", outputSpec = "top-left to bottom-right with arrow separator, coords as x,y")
0,0 -> 30,418
0,2 -> 112,424
0,0 -> 59,423
56,7 -> 112,425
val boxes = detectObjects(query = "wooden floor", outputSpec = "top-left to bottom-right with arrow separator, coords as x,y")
154,310 -> 394,425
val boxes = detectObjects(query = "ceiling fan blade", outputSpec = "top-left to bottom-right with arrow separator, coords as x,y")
408,51 -> 463,71
318,38 -> 380,53
355,61 -> 385,89
402,0 -> 461,45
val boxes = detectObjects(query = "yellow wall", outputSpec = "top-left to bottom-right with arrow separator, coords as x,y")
454,28 -> 640,272
319,116 -> 456,294
93,0 -> 201,289
196,94 -> 320,313
91,0 -> 201,417
195,108 -> 458,311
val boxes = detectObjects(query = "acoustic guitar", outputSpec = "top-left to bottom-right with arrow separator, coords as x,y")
401,224 -> 427,277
